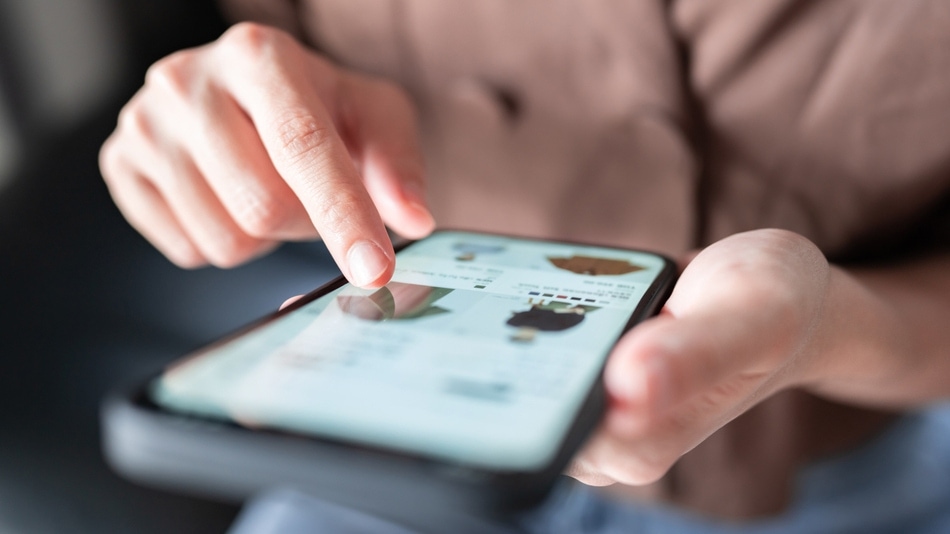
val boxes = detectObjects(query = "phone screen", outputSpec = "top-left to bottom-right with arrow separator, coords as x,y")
151,231 -> 669,472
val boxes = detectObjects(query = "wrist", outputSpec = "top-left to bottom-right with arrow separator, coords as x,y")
796,265 -> 910,406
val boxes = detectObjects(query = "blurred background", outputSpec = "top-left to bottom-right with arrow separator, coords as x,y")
0,1 -> 337,532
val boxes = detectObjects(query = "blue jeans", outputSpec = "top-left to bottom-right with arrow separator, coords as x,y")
526,404 -> 950,533
231,404 -> 950,533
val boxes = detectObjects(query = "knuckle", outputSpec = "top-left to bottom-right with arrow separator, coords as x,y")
273,113 -> 336,167
98,136 -> 123,179
757,228 -> 813,252
310,186 -> 365,236
145,50 -> 196,100
146,150 -> 186,192
232,188 -> 288,238
219,22 -> 287,64
752,229 -> 828,280
116,99 -> 153,142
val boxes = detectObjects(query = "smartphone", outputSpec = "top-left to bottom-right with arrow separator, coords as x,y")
102,230 -> 676,529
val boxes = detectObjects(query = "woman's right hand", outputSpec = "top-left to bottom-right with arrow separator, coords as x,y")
99,22 -> 434,288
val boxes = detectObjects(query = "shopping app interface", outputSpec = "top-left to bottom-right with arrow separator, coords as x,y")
154,231 -> 667,470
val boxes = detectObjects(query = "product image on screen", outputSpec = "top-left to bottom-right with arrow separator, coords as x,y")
152,231 -> 668,471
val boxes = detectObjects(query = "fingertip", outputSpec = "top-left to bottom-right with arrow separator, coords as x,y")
397,181 -> 436,238
359,153 -> 434,239
280,294 -> 304,310
171,258 -> 206,270
409,201 -> 436,229
165,240 -> 207,270
346,240 -> 394,288
396,204 -> 436,240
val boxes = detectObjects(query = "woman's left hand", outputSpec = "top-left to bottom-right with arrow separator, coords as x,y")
568,229 -> 832,486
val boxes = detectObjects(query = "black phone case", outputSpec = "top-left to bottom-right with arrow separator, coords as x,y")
101,232 -> 677,533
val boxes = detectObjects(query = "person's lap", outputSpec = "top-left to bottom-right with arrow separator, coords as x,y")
228,405 -> 950,534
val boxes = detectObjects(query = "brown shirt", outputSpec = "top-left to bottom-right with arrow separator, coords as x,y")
218,0 -> 949,518
221,0 -> 950,258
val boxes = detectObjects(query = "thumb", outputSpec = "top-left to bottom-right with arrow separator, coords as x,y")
603,231 -> 827,423
604,312 -> 777,421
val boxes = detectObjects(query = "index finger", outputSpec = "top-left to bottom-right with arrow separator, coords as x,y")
216,24 -> 394,288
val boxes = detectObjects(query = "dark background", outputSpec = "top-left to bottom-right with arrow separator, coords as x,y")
0,1 -> 336,532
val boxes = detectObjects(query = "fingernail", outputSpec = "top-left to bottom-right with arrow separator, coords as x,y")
347,241 -> 391,287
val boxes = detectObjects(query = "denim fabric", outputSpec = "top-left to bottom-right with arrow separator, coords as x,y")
231,405 -> 950,534
523,404 -> 950,534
